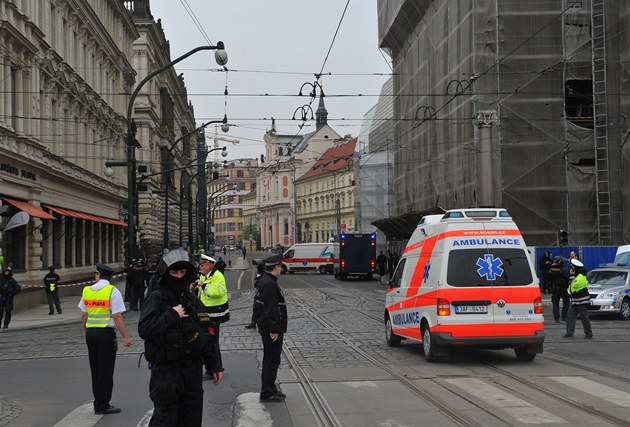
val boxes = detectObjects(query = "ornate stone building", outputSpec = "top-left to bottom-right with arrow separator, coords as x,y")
0,0 -> 137,283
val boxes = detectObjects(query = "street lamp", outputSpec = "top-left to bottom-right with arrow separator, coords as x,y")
125,42 -> 228,261
168,115 -> 230,153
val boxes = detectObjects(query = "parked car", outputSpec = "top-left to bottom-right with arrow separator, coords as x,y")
587,266 -> 630,320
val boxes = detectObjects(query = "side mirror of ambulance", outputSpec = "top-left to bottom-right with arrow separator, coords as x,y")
380,274 -> 390,286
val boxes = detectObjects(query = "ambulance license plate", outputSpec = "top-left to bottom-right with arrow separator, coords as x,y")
455,305 -> 487,314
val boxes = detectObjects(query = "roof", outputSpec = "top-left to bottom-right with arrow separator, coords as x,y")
371,207 -> 446,240
297,138 -> 357,181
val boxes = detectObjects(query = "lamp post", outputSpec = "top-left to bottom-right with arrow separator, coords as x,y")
124,42 -> 228,261
106,147 -> 228,256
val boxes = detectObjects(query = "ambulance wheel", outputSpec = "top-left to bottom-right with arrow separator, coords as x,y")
385,316 -> 401,347
514,346 -> 536,361
422,324 -> 440,362
318,266 -> 327,274
619,298 -> 630,320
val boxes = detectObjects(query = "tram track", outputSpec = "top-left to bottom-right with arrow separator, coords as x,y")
285,289 -> 497,427
283,280 -> 630,426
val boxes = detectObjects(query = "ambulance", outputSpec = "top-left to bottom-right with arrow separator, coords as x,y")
384,208 -> 544,362
281,243 -> 337,274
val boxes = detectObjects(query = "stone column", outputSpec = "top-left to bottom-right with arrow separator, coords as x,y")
4,58 -> 12,130
59,217 -> 66,267
14,65 -> 23,135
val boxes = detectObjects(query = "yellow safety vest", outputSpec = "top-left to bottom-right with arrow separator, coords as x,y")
82,284 -> 115,328
198,272 -> 228,307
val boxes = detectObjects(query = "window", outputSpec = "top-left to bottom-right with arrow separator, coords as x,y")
389,258 -> 407,287
447,249 -> 533,287
565,79 -> 593,129
237,170 -> 244,178
284,219 -> 289,235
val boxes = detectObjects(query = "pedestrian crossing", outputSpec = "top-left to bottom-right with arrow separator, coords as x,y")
48,375 -> 630,426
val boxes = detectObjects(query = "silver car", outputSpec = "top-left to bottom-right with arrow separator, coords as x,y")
587,266 -> 630,320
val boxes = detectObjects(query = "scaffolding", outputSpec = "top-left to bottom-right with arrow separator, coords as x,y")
376,0 -> 627,245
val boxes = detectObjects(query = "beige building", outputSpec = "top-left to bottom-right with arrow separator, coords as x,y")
295,138 -> 357,242
257,97 -> 341,250
241,189 -> 258,251
0,0 -> 137,283
209,159 -> 259,248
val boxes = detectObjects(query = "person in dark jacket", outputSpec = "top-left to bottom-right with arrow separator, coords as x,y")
128,260 -> 148,311
44,266 -> 62,315
538,251 -> 553,293
215,257 -> 227,274
138,249 -> 223,426
564,259 -> 592,339
0,267 -> 20,329
245,259 -> 265,330
253,253 -> 287,402
547,257 -> 569,323
376,251 -> 388,277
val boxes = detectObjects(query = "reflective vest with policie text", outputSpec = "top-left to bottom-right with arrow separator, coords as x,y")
82,284 -> 115,328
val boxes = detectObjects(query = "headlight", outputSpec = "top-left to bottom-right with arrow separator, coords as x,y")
602,292 -> 616,298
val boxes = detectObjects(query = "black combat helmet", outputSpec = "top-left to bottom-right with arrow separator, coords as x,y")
157,248 -> 195,284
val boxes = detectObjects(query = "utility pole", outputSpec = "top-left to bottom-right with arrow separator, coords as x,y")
474,110 -> 498,207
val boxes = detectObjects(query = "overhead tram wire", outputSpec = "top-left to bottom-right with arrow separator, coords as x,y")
317,0 -> 351,78
178,0 -> 213,46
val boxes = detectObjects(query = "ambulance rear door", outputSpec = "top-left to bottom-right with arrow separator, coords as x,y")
481,221 -> 540,336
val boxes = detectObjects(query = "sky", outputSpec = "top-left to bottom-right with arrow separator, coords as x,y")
148,0 -> 392,162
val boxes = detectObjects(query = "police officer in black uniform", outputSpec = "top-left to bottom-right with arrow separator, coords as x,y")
44,266 -> 62,315
548,256 -> 570,323
138,249 -> 223,426
254,253 -> 287,402
245,259 -> 265,329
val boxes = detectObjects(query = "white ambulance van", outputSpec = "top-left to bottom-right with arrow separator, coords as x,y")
281,243 -> 337,274
384,208 -> 544,362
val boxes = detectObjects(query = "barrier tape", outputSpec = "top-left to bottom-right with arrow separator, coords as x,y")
20,273 -> 125,289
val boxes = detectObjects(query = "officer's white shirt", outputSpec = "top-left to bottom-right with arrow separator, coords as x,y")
78,279 -> 126,327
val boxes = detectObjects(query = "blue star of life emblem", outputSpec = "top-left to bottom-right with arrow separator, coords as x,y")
423,261 -> 431,283
302,260 -> 308,266
476,254 -> 504,280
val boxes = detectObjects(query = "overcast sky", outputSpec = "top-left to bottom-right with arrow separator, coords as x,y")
148,0 -> 391,161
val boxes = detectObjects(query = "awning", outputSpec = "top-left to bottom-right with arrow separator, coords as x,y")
371,207 -> 446,240
1,197 -> 56,220
43,205 -> 127,227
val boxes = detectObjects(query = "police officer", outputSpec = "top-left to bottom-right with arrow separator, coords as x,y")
254,253 -> 287,402
44,266 -> 62,315
138,249 -> 223,426
564,259 -> 593,339
128,260 -> 148,311
195,254 -> 229,371
547,257 -> 569,323
0,267 -> 21,330
245,259 -> 265,329
78,263 -> 132,414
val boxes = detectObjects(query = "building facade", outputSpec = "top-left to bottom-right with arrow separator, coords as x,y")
0,0 -> 137,283
210,159 -> 259,249
257,98 -> 341,250
295,138 -> 357,243
377,0 -> 628,245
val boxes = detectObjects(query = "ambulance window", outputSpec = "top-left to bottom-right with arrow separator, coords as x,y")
284,250 -> 294,259
447,249 -> 533,287
391,259 -> 407,288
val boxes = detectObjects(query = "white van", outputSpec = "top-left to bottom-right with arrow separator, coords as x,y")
282,243 -> 338,274
385,208 -> 544,362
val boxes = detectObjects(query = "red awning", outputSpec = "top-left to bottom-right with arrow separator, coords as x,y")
43,205 -> 127,227
1,198 -> 56,220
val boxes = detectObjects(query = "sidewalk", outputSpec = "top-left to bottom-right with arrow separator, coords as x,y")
5,252 -> 250,332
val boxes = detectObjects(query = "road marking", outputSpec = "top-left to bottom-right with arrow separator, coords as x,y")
445,378 -> 565,424
136,408 -> 154,426
233,392 -> 272,427
550,376 -> 630,407
237,269 -> 245,290
52,402 -> 101,427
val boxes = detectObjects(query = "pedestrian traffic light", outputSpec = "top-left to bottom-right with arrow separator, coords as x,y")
558,229 -> 568,245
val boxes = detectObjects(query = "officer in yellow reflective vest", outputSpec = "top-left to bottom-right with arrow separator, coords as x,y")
196,254 -> 229,371
78,263 -> 132,415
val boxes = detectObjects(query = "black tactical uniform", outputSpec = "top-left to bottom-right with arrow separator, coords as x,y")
44,267 -> 62,315
138,249 -> 222,426
0,267 -> 20,329
254,254 -> 287,401
548,258 -> 570,322
128,262 -> 148,310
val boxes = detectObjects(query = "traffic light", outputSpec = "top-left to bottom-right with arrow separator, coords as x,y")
558,229 -> 568,245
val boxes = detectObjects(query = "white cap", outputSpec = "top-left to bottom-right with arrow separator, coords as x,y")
570,259 -> 584,268
200,254 -> 216,263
